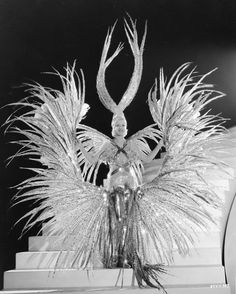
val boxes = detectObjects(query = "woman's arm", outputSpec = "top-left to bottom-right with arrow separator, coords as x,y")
141,139 -> 164,163
76,139 -> 99,164
76,139 -> 109,165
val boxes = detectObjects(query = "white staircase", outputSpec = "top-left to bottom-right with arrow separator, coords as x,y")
3,128 -> 236,294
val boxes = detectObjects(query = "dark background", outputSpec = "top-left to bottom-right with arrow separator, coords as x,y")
0,0 -> 236,289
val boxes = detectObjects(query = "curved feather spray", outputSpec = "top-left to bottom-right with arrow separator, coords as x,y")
5,63 -> 110,269
141,63 -> 227,263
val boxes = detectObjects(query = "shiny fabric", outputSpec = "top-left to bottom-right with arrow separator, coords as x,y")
101,185 -> 166,290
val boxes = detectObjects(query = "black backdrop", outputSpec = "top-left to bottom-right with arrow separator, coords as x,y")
1,0 -> 236,289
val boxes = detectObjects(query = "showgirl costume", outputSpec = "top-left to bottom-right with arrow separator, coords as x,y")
7,17 -> 227,291
101,140 -> 142,189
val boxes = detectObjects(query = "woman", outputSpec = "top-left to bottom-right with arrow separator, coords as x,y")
78,114 -> 163,191
77,114 -> 163,271
7,18 -> 224,291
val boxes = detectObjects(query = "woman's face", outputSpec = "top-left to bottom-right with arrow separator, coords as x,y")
112,118 -> 127,137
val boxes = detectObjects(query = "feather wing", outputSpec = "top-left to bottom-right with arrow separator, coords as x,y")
148,62 -> 225,147
128,124 -> 162,156
137,63 -> 227,263
7,62 -> 87,174
76,124 -> 111,183
127,124 -> 162,185
6,63 -> 110,268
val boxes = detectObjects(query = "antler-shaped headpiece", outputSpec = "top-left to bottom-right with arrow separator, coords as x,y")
96,16 -> 147,125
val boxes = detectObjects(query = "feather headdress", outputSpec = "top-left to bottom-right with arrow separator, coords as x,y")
96,16 -> 147,127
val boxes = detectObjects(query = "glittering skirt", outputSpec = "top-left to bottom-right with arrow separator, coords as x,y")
101,185 -> 166,290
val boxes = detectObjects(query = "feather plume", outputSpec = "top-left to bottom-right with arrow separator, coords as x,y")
139,63 -> 227,263
5,63 -> 109,268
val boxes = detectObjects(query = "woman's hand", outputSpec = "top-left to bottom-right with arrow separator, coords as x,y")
76,139 -> 96,164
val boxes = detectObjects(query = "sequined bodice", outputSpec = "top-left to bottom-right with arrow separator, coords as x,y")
100,141 -> 139,167
100,141 -> 142,189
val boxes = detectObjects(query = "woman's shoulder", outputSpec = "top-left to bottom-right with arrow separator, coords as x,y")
99,141 -> 116,162
103,140 -> 113,148
98,140 -> 114,153
125,138 -> 139,151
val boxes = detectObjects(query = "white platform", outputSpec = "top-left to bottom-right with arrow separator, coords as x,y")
15,247 -> 222,270
0,285 -> 232,294
4,266 -> 226,289
28,230 -> 221,252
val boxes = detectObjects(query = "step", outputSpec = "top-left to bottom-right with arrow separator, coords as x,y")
203,175 -> 231,191
206,167 -> 235,181
206,137 -> 236,150
4,266 -> 226,289
208,165 -> 235,178
41,208 -> 222,236
205,155 -> 236,171
29,231 -> 221,252
41,220 -> 222,239
219,157 -> 236,167
210,187 -> 227,201
211,147 -> 236,158
0,284 -> 232,294
205,179 -> 230,191
15,247 -> 222,270
15,251 -> 103,269
172,247 -> 222,266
